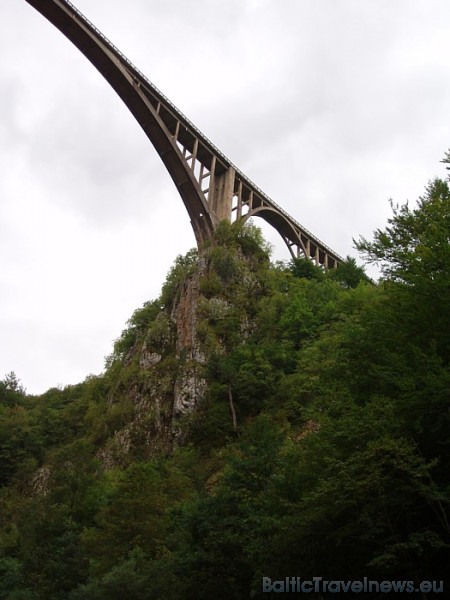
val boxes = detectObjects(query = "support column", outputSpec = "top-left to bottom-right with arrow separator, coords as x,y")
209,166 -> 235,223
236,180 -> 243,219
314,245 -> 320,266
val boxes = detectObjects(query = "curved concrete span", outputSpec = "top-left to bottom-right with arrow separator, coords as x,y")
25,0 -> 343,267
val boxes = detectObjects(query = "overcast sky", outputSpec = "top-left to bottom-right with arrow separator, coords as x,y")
1,0 -> 450,395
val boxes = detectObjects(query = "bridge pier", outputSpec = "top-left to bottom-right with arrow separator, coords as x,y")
209,165 -> 235,224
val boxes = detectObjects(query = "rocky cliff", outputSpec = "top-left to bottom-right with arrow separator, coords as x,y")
98,223 -> 271,466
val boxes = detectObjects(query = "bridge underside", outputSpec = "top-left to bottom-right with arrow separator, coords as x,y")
25,0 -> 343,269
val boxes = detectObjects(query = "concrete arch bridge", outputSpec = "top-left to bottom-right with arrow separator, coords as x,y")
25,0 -> 343,268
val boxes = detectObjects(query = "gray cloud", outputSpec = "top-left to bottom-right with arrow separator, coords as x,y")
1,0 -> 450,393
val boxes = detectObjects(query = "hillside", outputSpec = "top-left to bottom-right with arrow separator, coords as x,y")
1,163 -> 449,599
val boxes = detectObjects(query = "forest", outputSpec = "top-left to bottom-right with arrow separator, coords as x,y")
0,154 -> 449,598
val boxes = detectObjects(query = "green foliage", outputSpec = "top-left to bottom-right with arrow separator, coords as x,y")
0,372 -> 26,407
187,394 -> 236,452
329,255 -> 370,288
355,178 -> 450,287
109,300 -> 162,363
0,557 -> 29,599
290,254 -> 368,288
234,221 -> 272,260
198,271 -> 222,297
173,416 -> 285,599
356,175 -> 450,364
1,161 -> 450,596
160,249 -> 198,309
210,245 -> 240,282
289,256 -> 323,280
214,220 -> 271,258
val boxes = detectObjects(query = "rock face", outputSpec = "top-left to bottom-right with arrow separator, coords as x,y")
28,466 -> 51,496
99,253 -> 209,464
171,257 -> 207,421
98,231 -> 267,466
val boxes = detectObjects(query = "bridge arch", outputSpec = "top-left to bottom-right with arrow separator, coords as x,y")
242,206 -> 308,258
241,206 -> 338,267
25,0 -> 343,268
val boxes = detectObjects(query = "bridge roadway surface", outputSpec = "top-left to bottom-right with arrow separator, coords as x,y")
25,0 -> 344,268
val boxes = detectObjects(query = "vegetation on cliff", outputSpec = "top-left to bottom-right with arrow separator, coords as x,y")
1,157 -> 449,598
